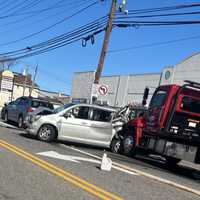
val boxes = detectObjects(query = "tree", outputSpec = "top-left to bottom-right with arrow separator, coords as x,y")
0,56 -> 17,70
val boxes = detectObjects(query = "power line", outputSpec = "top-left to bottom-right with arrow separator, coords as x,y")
0,16 -> 107,59
113,20 -> 200,27
108,34 -> 200,53
116,3 -> 200,15
0,0 -> 95,36
0,0 -> 90,28
0,0 -> 99,47
115,10 -> 200,19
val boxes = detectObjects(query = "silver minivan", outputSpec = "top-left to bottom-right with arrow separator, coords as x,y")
26,103 -> 121,151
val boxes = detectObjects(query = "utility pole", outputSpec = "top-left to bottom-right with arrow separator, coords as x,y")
30,63 -> 38,97
94,0 -> 117,84
23,67 -> 28,96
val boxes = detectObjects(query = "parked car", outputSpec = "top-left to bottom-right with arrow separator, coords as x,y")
26,103 -> 122,151
1,96 -> 54,128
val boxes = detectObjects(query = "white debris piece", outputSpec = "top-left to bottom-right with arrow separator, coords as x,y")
100,153 -> 112,171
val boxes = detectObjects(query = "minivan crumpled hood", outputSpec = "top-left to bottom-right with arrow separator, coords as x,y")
32,107 -> 54,116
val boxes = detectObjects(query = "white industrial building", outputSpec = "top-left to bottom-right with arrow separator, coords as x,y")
71,52 -> 200,107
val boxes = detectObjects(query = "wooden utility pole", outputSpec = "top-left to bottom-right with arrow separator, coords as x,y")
94,0 -> 117,84
30,64 -> 38,97
23,67 -> 28,96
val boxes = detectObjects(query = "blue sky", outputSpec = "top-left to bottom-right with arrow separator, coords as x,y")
1,0 -> 200,94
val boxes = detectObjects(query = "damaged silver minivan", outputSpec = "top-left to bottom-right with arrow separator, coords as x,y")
26,103 -> 122,152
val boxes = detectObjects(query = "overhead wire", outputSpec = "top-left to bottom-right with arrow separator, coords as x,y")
0,0 -> 95,36
0,0 -> 88,27
0,0 -> 99,47
108,34 -> 200,53
115,11 -> 200,19
115,3 -> 200,15
0,15 -> 108,59
3,2 -> 200,61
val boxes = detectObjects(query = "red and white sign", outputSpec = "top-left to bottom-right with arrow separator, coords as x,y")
91,84 -> 109,97
98,85 -> 108,96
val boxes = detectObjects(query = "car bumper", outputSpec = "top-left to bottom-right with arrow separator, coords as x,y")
26,123 -> 39,136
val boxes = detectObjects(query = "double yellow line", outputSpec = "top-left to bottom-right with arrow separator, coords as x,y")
0,140 -> 122,200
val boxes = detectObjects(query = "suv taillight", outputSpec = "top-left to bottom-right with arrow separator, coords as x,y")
27,107 -> 33,113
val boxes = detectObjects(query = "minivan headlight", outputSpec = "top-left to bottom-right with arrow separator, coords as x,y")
31,115 -> 41,122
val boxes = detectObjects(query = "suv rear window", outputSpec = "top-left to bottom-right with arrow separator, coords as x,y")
180,96 -> 200,114
32,100 -> 54,109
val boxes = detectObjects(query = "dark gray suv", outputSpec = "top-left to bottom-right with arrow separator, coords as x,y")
1,96 -> 54,128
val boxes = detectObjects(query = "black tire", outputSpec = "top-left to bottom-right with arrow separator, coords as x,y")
110,138 -> 121,154
18,115 -> 24,128
165,157 -> 181,167
122,134 -> 136,156
37,124 -> 56,142
4,111 -> 8,122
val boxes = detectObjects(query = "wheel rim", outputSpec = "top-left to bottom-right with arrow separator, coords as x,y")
39,127 -> 51,140
124,136 -> 134,153
114,141 -> 121,153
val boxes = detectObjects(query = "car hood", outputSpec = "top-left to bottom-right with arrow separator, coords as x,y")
31,107 -> 54,116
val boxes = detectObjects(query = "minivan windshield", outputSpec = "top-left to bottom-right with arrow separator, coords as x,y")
53,103 -> 74,114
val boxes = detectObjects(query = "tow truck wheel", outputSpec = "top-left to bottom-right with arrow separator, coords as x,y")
123,134 -> 136,156
165,157 -> 181,167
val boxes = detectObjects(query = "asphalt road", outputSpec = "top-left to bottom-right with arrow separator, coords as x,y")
0,122 -> 200,200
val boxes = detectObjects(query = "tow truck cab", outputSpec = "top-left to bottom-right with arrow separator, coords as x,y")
126,80 -> 200,164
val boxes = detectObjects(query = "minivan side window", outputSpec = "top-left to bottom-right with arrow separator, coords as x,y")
70,106 -> 90,120
91,108 -> 112,122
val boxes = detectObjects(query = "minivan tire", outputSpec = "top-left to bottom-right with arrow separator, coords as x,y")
37,124 -> 56,142
110,138 -> 121,154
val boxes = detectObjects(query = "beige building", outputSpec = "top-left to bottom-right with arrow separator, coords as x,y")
0,70 -> 39,107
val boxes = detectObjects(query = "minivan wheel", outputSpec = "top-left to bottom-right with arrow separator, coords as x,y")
18,116 -> 23,128
37,125 -> 56,142
110,138 -> 121,154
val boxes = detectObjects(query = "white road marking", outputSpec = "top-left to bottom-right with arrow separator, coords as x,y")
37,150 -> 138,176
63,145 -> 200,197
37,151 -> 80,163
0,121 -> 17,129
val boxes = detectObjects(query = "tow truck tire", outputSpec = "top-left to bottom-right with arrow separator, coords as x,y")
165,157 -> 181,167
110,138 -> 121,154
122,134 -> 136,156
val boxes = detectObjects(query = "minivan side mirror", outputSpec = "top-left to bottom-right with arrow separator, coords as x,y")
63,112 -> 71,118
